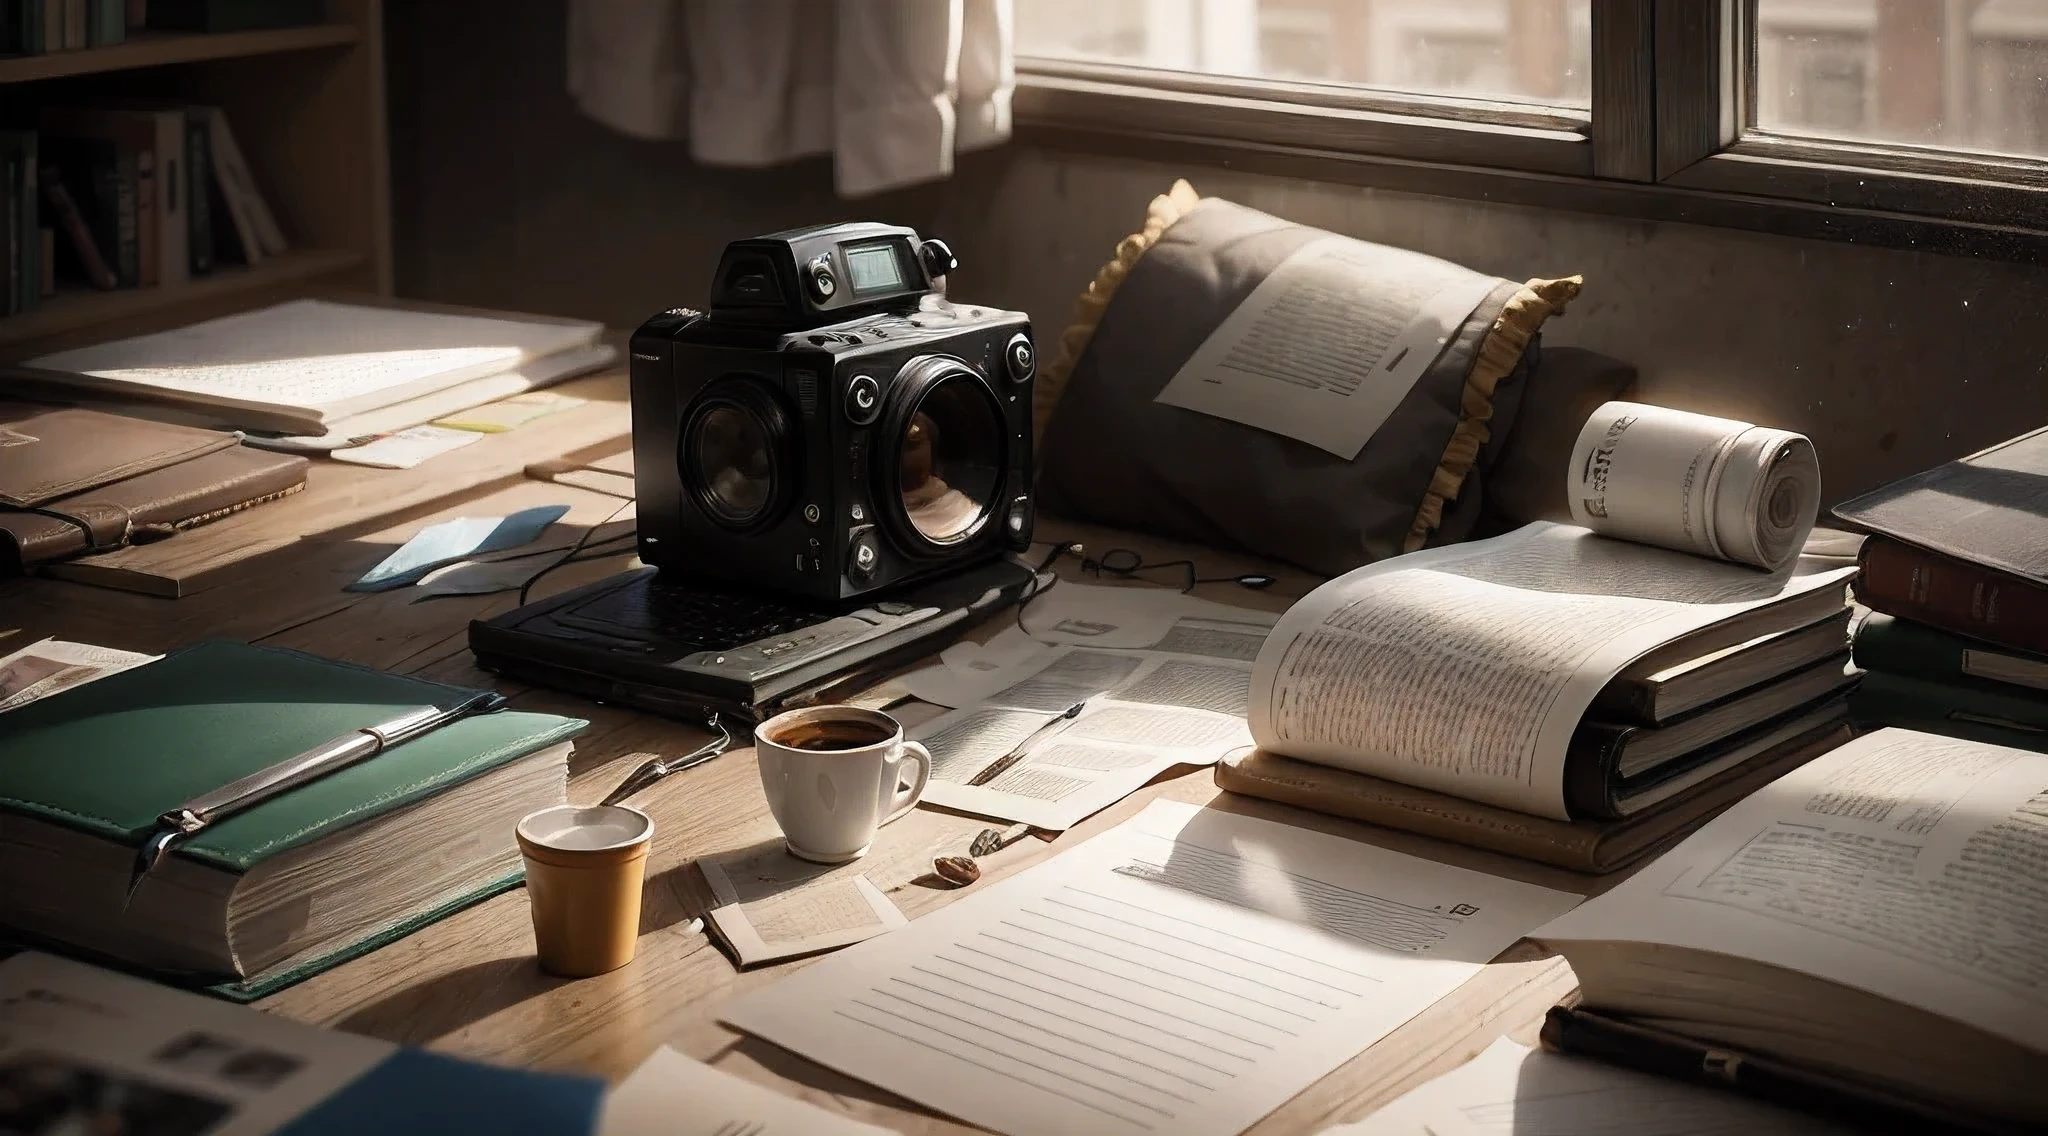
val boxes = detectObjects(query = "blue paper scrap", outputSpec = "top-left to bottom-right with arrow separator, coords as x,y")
275,1048 -> 604,1136
348,505 -> 570,592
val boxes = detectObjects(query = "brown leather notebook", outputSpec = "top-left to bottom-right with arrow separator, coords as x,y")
1214,720 -> 1853,874
0,403 -> 308,572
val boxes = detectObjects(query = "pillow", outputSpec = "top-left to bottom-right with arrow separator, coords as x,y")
1034,181 -> 1582,576
1478,345 -> 1640,530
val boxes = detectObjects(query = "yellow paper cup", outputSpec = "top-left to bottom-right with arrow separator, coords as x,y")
516,804 -> 652,978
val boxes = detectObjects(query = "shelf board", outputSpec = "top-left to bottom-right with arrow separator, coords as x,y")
0,24 -> 360,84
0,248 -> 365,350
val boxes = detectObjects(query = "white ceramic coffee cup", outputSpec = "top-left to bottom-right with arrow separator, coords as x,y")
754,705 -> 931,863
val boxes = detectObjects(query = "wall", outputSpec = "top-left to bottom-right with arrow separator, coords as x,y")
387,1 -> 2048,504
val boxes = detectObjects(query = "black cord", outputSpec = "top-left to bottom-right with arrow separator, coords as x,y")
1081,547 -> 1275,594
1013,542 -> 1081,634
517,497 -> 638,607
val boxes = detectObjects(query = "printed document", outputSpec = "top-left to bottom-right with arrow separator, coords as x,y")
699,843 -> 907,968
0,638 -> 158,712
1250,522 -> 1853,819
1327,1036 -> 1850,1136
1153,236 -> 1500,458
1535,728 -> 2048,1056
720,799 -> 1580,1136
601,1046 -> 896,1136
915,646 -> 1256,829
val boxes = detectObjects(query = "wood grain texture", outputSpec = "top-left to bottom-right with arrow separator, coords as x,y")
1652,0 -> 1736,181
2,422 -> 1600,1134
1591,0 -> 1656,181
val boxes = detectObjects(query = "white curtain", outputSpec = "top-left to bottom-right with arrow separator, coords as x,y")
566,0 -> 1014,198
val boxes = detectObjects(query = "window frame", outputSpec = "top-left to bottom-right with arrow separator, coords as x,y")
1010,0 -> 2048,261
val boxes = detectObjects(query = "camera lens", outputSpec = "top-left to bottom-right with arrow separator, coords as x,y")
694,405 -> 772,517
681,379 -> 797,531
894,373 -> 1003,545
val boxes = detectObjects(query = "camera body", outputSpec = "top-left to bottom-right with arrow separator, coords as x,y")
631,222 -> 1036,602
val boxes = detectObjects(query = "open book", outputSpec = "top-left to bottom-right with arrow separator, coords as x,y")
1245,402 -> 1849,821
1533,727 -> 2048,1129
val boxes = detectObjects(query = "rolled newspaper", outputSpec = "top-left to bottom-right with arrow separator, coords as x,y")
1567,401 -> 1820,571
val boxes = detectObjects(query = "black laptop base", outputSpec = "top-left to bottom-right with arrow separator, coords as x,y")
469,557 -> 1036,727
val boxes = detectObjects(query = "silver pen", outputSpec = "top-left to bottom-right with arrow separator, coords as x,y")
967,700 -> 1086,787
124,691 -> 506,906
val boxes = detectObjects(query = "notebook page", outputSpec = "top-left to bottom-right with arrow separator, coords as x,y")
26,300 -> 601,420
1248,522 -> 1853,819
720,799 -> 1579,1136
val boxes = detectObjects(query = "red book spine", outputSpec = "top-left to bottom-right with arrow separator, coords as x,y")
1853,536 -> 2048,656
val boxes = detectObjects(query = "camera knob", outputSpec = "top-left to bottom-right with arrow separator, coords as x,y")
1003,333 -> 1035,384
848,528 -> 881,582
919,238 -> 957,280
806,254 -> 837,301
845,374 -> 882,425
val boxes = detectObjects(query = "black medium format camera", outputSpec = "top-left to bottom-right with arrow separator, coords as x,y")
630,223 -> 1035,602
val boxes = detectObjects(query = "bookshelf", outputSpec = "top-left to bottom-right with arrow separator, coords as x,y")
0,0 -> 389,359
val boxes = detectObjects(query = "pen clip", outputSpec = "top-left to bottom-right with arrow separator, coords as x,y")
122,691 -> 507,908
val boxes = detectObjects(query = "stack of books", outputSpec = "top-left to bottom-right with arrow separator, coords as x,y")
1834,424 -> 2048,753
3,0 -> 129,55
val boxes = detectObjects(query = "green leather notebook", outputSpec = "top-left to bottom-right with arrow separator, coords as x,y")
0,640 -> 586,998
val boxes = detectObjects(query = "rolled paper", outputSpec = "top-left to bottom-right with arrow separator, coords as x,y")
1567,401 -> 1820,571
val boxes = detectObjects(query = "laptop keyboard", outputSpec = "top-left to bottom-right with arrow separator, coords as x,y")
558,578 -> 846,652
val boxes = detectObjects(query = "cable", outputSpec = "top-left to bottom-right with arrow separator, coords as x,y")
518,496 -> 638,607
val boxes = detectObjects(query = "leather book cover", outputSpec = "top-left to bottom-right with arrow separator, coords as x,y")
1832,424 -> 2048,589
0,640 -> 586,872
0,402 -> 309,572
1213,722 -> 1852,874
1854,535 -> 2048,656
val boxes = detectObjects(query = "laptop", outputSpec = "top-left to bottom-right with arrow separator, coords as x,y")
468,557 -> 1036,727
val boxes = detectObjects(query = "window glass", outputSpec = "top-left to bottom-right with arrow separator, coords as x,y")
1016,0 -> 1593,108
1755,0 -> 2048,159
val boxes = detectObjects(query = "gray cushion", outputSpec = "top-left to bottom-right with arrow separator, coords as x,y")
1037,197 -> 1570,576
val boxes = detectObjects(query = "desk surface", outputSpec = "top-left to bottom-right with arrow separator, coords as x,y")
0,370 -> 1591,1135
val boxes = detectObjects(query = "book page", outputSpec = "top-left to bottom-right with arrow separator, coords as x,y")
1568,402 -> 1820,571
24,300 -> 601,419
1249,523 -> 1853,819
0,639 -> 159,712
1535,728 -> 2048,1055
1153,236 -> 1501,459
721,800 -> 1580,1136
1326,1036 -> 1851,1136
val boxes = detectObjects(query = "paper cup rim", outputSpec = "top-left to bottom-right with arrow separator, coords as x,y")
516,803 -> 653,855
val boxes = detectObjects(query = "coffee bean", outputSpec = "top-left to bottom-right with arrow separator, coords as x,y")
933,855 -> 981,887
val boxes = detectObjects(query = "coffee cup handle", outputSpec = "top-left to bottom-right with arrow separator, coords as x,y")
882,741 -> 932,827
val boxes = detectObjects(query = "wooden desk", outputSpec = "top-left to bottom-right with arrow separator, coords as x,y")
0,371 -> 1590,1134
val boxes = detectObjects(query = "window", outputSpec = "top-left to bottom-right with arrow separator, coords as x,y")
1754,0 -> 2048,159
1010,0 -> 2048,258
1016,0 -> 1592,107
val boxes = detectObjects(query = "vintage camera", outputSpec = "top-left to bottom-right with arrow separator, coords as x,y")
630,223 -> 1035,602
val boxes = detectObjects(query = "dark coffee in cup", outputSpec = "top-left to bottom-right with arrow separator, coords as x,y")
766,713 -> 896,753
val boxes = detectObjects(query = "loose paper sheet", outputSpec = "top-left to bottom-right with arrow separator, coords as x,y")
720,799 -> 1581,1136
435,390 -> 587,433
1153,236 -> 1500,458
328,424 -> 484,469
600,1046 -> 897,1136
1018,583 -> 1281,651
700,844 -> 908,968
349,505 -> 569,592
25,299 -> 601,421
1249,522 -> 1853,819
1326,1036 -> 1850,1136
915,646 -> 1255,829
1534,728 -> 2048,1055
0,952 -> 392,1135
0,638 -> 158,712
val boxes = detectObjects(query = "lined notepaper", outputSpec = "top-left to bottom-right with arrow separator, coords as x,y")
721,800 -> 1579,1136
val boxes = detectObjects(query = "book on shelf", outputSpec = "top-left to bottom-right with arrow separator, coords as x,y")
1855,609 -> 2048,696
9,297 -> 609,436
1533,727 -> 2048,1132
37,156 -> 116,289
1231,403 -> 1852,833
0,129 -> 37,316
0,640 -> 586,998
